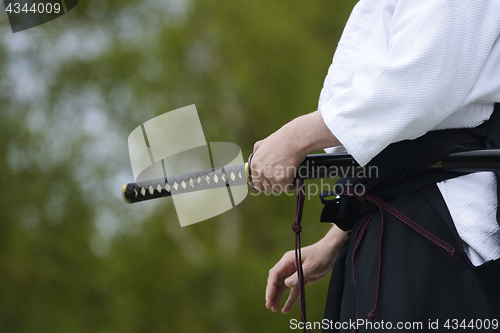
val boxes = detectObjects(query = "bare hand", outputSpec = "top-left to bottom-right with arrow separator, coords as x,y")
265,226 -> 349,313
251,111 -> 340,194
251,129 -> 305,194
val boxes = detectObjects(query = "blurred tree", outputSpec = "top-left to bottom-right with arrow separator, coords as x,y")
0,0 -> 357,332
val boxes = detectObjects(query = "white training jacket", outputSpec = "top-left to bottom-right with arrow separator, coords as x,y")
319,0 -> 500,266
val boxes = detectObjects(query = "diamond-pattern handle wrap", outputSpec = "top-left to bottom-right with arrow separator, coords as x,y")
122,163 -> 249,204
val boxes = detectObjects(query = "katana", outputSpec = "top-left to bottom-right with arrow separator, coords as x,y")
122,148 -> 500,204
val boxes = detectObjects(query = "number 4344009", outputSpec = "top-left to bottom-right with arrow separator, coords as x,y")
5,2 -> 62,14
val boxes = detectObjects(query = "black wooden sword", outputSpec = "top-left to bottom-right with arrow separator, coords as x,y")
122,148 -> 500,204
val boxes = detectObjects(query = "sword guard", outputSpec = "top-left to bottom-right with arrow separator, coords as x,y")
246,153 -> 256,190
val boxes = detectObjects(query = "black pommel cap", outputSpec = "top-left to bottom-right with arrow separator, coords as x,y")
122,181 -> 173,204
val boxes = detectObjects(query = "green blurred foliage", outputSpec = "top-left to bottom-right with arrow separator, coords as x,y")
0,0 -> 356,332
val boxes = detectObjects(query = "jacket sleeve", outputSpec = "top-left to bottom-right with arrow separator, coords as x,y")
319,0 -> 500,166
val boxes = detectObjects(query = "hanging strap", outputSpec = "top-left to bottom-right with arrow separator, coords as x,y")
291,175 -> 311,333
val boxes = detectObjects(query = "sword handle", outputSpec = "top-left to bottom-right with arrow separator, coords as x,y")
122,163 -> 251,204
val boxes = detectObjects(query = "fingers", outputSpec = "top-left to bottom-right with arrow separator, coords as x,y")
282,286 -> 300,314
252,173 -> 273,194
250,162 -> 275,193
265,251 -> 311,313
280,269 -> 315,314
265,231 -> 346,315
253,140 -> 264,153
250,136 -> 299,194
266,270 -> 290,312
265,252 -> 296,311
251,163 -> 293,194
265,247 -> 325,313
267,280 -> 288,312
284,272 -> 298,288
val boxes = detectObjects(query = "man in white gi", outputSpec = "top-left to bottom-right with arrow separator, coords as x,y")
253,1 -> 500,331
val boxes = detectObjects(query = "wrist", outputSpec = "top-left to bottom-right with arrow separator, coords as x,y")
319,225 -> 349,253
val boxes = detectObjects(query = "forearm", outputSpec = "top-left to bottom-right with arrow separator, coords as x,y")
282,110 -> 341,157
